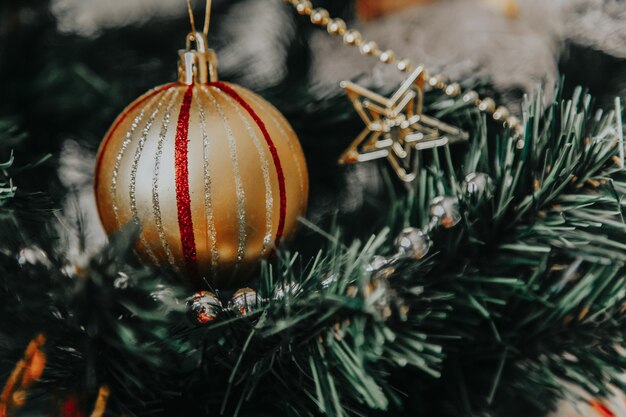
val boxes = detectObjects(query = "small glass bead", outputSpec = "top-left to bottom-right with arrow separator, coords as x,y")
429,196 -> 461,229
395,228 -> 431,260
506,115 -> 520,129
397,59 -> 412,72
228,288 -> 259,316
379,50 -> 395,64
188,291 -> 222,325
429,74 -> 446,89
462,90 -> 479,103
445,83 -> 461,97
461,173 -> 494,200
360,41 -> 379,55
366,256 -> 389,272
327,18 -> 346,35
493,106 -> 510,121
296,0 -> 312,15
343,29 -> 362,46
310,8 -> 330,25
478,98 -> 496,113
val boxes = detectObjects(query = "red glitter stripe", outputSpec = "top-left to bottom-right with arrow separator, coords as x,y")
94,83 -> 175,192
210,82 -> 287,249
174,85 -> 198,275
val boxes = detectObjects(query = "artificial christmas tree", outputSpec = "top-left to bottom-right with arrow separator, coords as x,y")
1,1 -> 626,417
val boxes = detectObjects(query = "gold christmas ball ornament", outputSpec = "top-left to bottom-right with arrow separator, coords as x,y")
94,32 -> 309,289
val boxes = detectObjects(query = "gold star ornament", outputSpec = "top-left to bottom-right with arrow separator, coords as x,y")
339,66 -> 469,182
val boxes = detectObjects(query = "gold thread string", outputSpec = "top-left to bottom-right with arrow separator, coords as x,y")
186,0 -> 198,36
204,0 -> 212,36
186,0 -> 213,38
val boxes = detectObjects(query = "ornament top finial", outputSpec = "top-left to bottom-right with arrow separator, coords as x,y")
178,31 -> 219,85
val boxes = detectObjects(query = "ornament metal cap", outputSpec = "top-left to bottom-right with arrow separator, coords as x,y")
178,32 -> 218,85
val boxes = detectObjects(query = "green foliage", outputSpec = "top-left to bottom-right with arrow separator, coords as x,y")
192,86 -> 626,417
2,83 -> 626,417
394,86 -> 626,417
1,4 -> 626,416
0,152 -> 17,209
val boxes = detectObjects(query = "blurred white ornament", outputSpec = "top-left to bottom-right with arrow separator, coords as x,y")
51,0 -> 183,36
57,140 -> 107,257
18,247 -> 51,267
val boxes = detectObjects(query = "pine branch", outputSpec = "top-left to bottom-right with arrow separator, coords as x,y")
387,86 -> 626,416
186,85 -> 626,417
1,79 -> 625,417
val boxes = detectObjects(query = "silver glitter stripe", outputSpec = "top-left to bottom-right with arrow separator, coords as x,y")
205,87 -> 247,268
111,94 -> 161,226
213,88 -> 274,256
129,89 -> 173,266
152,89 -> 182,274
241,90 -> 306,208
196,87 -> 220,277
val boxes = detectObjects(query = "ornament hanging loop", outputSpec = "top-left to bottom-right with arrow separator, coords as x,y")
179,0 -> 216,85
203,0 -> 212,37
186,0 -> 212,38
